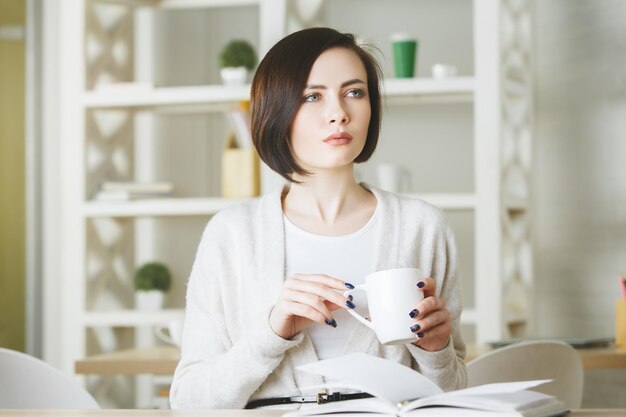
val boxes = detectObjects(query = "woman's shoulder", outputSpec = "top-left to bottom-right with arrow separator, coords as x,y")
205,190 -> 281,232
371,185 -> 447,226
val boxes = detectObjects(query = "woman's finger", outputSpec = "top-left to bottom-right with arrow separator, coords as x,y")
410,308 -> 450,333
416,277 -> 437,298
415,295 -> 445,316
282,288 -> 334,322
413,321 -> 451,346
285,275 -> 351,309
293,273 -> 354,291
282,300 -> 329,325
325,299 -> 348,312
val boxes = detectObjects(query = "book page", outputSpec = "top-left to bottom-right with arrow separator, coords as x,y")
403,400 -> 567,417
296,353 -> 443,405
436,380 -> 552,397
409,390 -> 560,412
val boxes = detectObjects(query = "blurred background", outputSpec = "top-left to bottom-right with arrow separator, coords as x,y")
0,0 -> 624,409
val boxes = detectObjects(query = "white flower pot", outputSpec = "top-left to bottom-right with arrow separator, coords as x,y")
135,290 -> 165,311
220,67 -> 248,86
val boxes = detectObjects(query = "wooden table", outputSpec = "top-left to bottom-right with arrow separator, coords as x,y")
75,346 -> 180,375
1,409 -> 625,417
577,346 -> 626,369
75,344 -> 626,376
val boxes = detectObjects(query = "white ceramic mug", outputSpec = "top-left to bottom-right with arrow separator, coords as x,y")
431,63 -> 458,79
155,320 -> 183,347
343,268 -> 424,345
377,164 -> 411,193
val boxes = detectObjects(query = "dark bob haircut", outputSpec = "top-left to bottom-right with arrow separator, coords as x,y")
251,27 -> 383,183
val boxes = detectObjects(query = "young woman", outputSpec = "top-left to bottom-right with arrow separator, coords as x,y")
170,27 -> 466,410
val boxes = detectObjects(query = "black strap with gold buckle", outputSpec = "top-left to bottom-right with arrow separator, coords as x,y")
245,390 -> 373,409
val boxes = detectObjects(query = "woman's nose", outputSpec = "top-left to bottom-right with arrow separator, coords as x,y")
329,113 -> 349,125
327,101 -> 350,125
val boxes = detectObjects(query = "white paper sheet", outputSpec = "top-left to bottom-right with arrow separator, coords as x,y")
296,352 -> 444,405
441,380 -> 552,397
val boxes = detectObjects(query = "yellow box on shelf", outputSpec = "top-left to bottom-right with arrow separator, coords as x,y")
222,100 -> 260,198
222,134 -> 260,198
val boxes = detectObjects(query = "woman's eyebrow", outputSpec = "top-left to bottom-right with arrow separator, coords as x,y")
305,78 -> 367,90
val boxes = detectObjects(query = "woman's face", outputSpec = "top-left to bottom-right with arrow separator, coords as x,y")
289,47 -> 371,174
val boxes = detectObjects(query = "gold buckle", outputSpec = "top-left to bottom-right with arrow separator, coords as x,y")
316,389 -> 330,404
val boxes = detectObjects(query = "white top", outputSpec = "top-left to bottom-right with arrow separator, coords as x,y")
170,184 -> 467,410
283,206 -> 380,360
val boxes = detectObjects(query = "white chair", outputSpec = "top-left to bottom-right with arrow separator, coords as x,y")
0,347 -> 99,409
467,340 -> 583,409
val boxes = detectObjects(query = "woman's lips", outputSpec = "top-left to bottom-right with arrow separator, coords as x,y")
323,132 -> 353,145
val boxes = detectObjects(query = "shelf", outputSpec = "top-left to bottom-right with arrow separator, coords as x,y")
94,0 -> 259,8
383,77 -> 474,103
82,197 -> 248,217
403,193 -> 476,211
83,194 -> 476,218
82,78 -> 473,110
158,0 -> 259,8
83,309 -> 185,327
83,84 -> 250,109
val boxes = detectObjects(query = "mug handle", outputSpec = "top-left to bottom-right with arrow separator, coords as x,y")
154,325 -> 175,345
343,284 -> 374,330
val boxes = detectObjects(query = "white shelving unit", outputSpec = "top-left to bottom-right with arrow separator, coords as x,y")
82,197 -> 247,217
50,0 -> 533,407
82,77 -> 474,109
82,193 -> 477,218
83,309 -> 184,327
83,84 -> 251,108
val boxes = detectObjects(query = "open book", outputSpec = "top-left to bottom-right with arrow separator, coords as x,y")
285,353 -> 568,417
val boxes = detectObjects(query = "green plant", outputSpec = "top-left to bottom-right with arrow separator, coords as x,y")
134,262 -> 172,292
220,40 -> 257,70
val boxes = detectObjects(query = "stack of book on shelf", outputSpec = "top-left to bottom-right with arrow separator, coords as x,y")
225,103 -> 253,150
94,181 -> 174,202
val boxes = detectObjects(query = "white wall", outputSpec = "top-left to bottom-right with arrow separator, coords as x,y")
532,0 -> 626,407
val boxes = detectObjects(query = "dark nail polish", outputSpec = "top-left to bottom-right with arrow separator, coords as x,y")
348,295 -> 353,301
409,309 -> 419,318
346,300 -> 356,309
331,319 -> 337,328
417,332 -> 425,338
325,319 -> 333,326
417,281 -> 425,289
345,283 -> 355,289
410,324 -> 421,333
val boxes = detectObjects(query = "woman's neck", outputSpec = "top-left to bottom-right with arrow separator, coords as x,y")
282,167 -> 376,234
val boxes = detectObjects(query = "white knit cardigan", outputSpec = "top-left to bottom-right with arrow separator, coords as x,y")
169,184 -> 467,410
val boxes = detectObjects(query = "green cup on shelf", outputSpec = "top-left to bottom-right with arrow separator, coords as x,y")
391,33 -> 418,78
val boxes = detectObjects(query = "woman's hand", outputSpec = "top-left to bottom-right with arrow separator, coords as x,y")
269,274 -> 353,340
409,278 -> 451,352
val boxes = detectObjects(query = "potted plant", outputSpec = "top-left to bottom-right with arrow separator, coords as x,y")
134,262 -> 172,311
219,39 -> 257,85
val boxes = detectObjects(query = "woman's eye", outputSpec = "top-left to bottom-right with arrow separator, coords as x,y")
303,93 -> 321,102
346,88 -> 366,98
